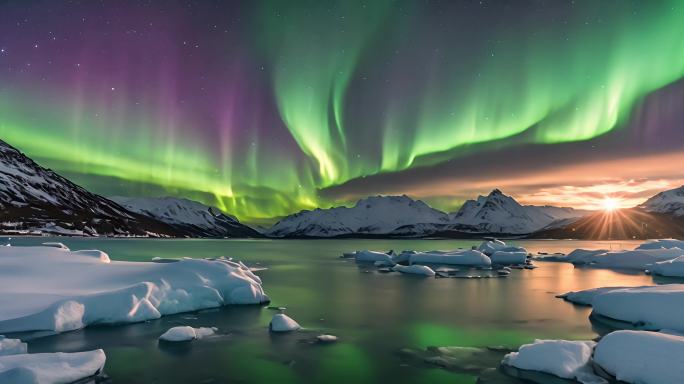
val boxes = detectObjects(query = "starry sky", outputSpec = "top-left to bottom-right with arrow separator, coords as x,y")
1,0 -> 683,224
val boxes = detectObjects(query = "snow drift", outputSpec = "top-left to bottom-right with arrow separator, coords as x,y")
0,246 -> 269,333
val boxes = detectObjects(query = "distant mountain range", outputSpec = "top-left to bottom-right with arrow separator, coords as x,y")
266,189 -> 588,238
2,138 -> 683,239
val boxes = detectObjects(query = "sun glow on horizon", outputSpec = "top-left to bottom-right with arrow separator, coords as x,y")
602,197 -> 619,212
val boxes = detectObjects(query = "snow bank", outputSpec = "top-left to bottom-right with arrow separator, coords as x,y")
594,331 -> 684,384
159,326 -> 217,342
392,264 -> 436,276
502,339 -> 599,383
651,255 -> 684,277
0,246 -> 269,333
354,250 -> 393,263
0,337 -> 27,356
636,239 -> 684,250
490,251 -> 527,265
270,313 -> 300,332
0,348 -> 105,384
408,250 -> 491,267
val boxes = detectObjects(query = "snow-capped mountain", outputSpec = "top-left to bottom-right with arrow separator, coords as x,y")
640,186 -> 684,216
0,139 -> 178,237
266,195 -> 450,238
449,189 -> 587,234
111,196 -> 261,238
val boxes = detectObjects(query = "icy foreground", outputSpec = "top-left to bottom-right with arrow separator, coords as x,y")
0,246 -> 269,333
503,331 -> 684,384
0,336 -> 105,384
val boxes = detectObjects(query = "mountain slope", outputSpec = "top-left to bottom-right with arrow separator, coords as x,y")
0,139 -> 179,236
111,196 -> 261,238
266,195 -> 450,238
640,185 -> 684,216
448,189 -> 587,234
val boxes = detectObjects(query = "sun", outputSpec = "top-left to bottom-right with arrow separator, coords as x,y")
602,197 -> 619,212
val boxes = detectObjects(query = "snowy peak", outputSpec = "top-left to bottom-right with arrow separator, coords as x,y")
0,139 -> 177,236
266,195 -> 450,238
110,196 -> 260,238
450,189 -> 586,234
640,186 -> 684,216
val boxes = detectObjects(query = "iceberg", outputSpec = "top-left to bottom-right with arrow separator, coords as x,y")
545,248 -> 684,270
593,330 -> 684,384
354,250 -> 394,263
477,240 -> 508,256
635,239 -> 684,250
0,246 -> 269,334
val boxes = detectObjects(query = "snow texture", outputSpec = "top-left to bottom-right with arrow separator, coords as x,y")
0,246 -> 269,333
0,348 -> 105,384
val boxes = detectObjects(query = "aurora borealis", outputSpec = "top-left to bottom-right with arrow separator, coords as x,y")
1,0 -> 684,223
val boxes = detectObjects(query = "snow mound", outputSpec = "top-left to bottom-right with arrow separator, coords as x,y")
651,255 -> 684,277
159,326 -> 217,342
392,264 -> 436,276
270,314 -> 300,332
636,239 -> 684,250
0,337 -> 27,356
0,349 -> 105,384
502,339 -> 601,383
558,287 -> 638,306
408,250 -> 491,266
490,251 -> 527,265
0,246 -> 269,333
594,330 -> 684,384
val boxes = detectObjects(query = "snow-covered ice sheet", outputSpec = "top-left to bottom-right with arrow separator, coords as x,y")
0,348 -> 105,384
594,330 -> 684,384
0,246 -> 269,333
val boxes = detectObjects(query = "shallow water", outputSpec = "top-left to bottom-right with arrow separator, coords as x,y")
6,238 -> 659,383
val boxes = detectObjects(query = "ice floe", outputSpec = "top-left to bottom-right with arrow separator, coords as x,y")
0,340 -> 105,384
502,339 -> 601,383
0,246 -> 269,334
593,330 -> 684,384
408,249 -> 491,267
392,264 -> 436,276
560,285 -> 684,332
651,255 -> 684,277
159,326 -> 217,342
490,250 -> 528,265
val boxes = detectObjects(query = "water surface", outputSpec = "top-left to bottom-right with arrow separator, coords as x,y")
8,238 -> 657,383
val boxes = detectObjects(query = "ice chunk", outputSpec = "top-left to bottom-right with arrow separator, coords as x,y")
594,330 -> 684,384
0,337 -> 27,356
591,285 -> 684,331
408,250 -> 491,267
490,251 -> 527,265
40,242 -> 69,250
477,240 -> 507,256
392,264 -> 436,276
158,326 -> 217,342
316,334 -> 338,343
0,349 -> 105,384
354,250 -> 393,263
651,255 -> 684,277
502,339 -> 602,383
270,313 -> 300,332
636,239 -> 684,250
551,248 -> 683,270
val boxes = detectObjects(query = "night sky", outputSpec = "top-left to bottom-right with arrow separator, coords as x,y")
1,0 -> 683,224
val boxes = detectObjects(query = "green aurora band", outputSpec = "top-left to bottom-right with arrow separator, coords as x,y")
0,1 -> 683,222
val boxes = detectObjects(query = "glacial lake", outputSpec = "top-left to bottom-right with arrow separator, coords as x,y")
6,238 -> 662,383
